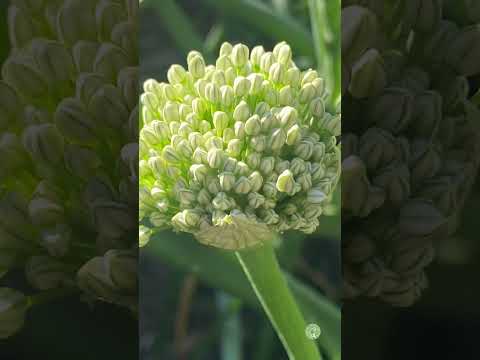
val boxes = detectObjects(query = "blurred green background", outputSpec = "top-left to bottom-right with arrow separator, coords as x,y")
139,1 -> 341,359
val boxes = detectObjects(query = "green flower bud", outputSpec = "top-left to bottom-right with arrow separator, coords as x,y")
268,128 -> 287,151
213,111 -> 229,134
286,67 -> 301,88
245,115 -> 262,136
219,172 -> 236,191
307,189 -> 327,204
205,82 -> 221,104
310,98 -> 325,118
275,160 -> 290,174
25,256 -> 71,290
278,106 -> 298,128
277,43 -> 292,65
286,124 -> 301,145
40,224 -> 71,258
255,102 -> 270,117
92,201 -> 135,239
260,52 -> 275,72
248,192 -> 266,209
22,123 -> 64,165
213,192 -> 235,211
212,70 -> 226,86
234,176 -> 252,194
260,156 -> 275,175
245,151 -> 262,169
250,135 -> 267,152
299,83 -> 317,104
0,288 -> 28,339
227,138 -> 243,157
294,141 -> 314,160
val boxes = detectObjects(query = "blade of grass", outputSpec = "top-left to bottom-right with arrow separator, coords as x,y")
202,0 -> 314,58
142,0 -> 203,55
307,0 -> 341,107
144,231 -> 340,360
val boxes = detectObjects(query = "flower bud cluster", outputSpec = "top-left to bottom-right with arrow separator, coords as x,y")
140,42 -> 340,249
342,2 -> 480,306
0,0 -> 138,335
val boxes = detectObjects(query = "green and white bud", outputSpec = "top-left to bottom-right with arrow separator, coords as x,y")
0,288 -> 28,339
233,101 -> 250,123
276,170 -> 296,195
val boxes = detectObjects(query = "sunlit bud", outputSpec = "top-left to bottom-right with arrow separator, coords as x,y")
188,55 -> 206,79
225,67 -> 236,85
277,43 -> 292,65
190,164 -> 209,183
286,124 -> 301,145
213,111 -> 230,134
276,170 -> 296,194
260,52 -> 275,73
205,82 -> 221,104
220,42 -> 233,56
163,84 -> 178,101
247,73 -> 264,95
269,63 -> 285,84
192,98 -> 208,117
205,135 -> 223,150
250,46 -> 265,67
207,148 -> 225,168
312,78 -> 326,97
212,70 -> 226,86
234,76 -> 251,97
227,139 -> 243,157
233,101 -> 250,122
167,64 -> 187,84
223,157 -> 238,172
195,79 -> 207,98
193,148 -> 208,164
162,102 -> 179,123
216,55 -> 233,71
231,44 -> 249,67
248,171 -> 264,192
278,106 -> 298,128
221,85 -> 235,107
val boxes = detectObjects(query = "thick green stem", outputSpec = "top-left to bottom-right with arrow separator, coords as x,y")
236,243 -> 322,360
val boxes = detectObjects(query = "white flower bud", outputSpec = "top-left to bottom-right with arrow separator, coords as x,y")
269,63 -> 285,84
286,67 -> 301,88
247,73 -> 264,95
216,55 -> 233,72
245,115 -> 262,135
231,43 -> 249,67
207,148 -> 225,168
213,111 -> 230,134
250,46 -> 265,67
213,192 -> 235,211
307,188 -> 327,204
302,69 -> 319,86
225,67 -> 236,85
279,85 -> 294,106
255,102 -> 270,116
286,124 -> 301,145
234,76 -> 251,97
167,64 -> 187,84
205,82 -> 221,104
223,157 -> 238,172
223,128 -> 235,143
297,173 -> 313,191
220,42 -> 233,56
278,106 -> 298,128
294,141 -> 314,160
235,161 -> 251,176
268,128 -> 287,151
248,192 -> 266,209
192,98 -> 207,116
212,70 -> 227,86
219,172 -> 236,191
260,156 -> 275,175
221,85 -> 235,107
260,52 -> 275,72
249,171 -> 264,192
188,55 -> 206,79
190,164 -> 209,183
233,101 -> 250,122
234,121 -> 246,139
227,138 -> 243,157
193,148 -> 208,164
